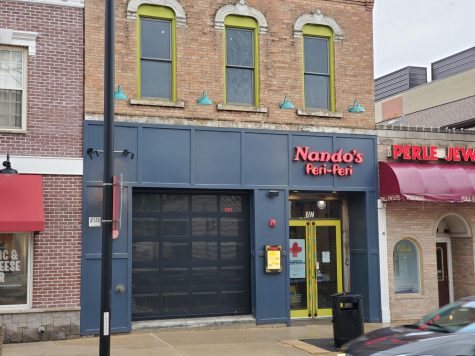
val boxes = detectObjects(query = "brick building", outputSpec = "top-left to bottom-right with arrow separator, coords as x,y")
378,128 -> 475,322
82,0 -> 381,335
375,46 -> 475,322
0,0 -> 83,342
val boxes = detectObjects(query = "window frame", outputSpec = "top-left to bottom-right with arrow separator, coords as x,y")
0,232 -> 33,310
137,5 -> 176,102
224,15 -> 259,107
0,45 -> 28,133
393,238 -> 421,295
302,25 -> 335,112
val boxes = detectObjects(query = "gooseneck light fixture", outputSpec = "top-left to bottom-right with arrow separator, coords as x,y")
279,96 -> 295,109
348,100 -> 365,113
197,91 -> 213,105
0,154 -> 18,174
114,85 -> 128,100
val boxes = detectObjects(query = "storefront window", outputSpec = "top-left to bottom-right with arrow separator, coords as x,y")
393,239 -> 420,294
0,233 -> 30,306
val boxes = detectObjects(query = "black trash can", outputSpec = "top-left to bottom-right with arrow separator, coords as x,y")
331,293 -> 364,348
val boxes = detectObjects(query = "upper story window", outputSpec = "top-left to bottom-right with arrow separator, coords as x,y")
0,47 -> 27,131
393,239 -> 421,294
303,25 -> 334,111
225,16 -> 259,106
137,5 -> 176,101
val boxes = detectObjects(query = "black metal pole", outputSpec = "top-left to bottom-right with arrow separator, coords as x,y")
100,0 -> 115,354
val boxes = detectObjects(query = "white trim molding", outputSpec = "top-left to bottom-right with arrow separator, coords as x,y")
215,0 -> 268,34
0,29 -> 38,56
378,199 -> 391,323
15,0 -> 84,8
293,10 -> 344,41
3,155 -> 83,175
127,0 -> 187,26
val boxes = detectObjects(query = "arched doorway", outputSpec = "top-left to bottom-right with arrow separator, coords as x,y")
436,214 -> 472,307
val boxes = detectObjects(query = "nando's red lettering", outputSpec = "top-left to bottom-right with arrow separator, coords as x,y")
293,146 -> 364,177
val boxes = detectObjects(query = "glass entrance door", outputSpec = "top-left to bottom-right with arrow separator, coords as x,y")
289,220 -> 342,318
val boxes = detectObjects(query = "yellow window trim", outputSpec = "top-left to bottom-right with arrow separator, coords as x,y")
224,15 -> 260,106
137,5 -> 176,101
302,24 -> 335,112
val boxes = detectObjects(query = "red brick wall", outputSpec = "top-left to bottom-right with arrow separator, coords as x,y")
378,130 -> 475,321
385,203 -> 475,321
33,175 -> 82,308
85,0 -> 375,130
0,0 -> 83,157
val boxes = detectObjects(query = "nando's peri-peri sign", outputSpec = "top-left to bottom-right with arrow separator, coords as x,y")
293,146 -> 364,177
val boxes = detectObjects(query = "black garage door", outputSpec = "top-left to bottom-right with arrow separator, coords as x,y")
132,190 -> 251,320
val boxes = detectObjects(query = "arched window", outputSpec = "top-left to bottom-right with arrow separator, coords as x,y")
137,5 -> 176,101
294,11 -> 343,113
393,239 -> 421,294
302,25 -> 334,111
215,0 -> 268,107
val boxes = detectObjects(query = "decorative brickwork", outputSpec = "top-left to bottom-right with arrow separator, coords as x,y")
85,0 -> 375,131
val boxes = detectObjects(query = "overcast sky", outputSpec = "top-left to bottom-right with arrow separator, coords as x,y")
373,0 -> 475,79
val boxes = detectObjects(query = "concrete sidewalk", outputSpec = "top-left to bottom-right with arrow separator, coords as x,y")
2,321 -> 385,356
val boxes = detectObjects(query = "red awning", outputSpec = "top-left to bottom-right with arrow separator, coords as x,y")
0,174 -> 45,232
379,162 -> 475,203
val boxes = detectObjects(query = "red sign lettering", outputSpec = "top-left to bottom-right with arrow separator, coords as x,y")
293,146 -> 364,177
392,145 -> 475,162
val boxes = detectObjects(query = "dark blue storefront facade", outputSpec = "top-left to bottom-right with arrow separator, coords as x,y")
80,120 -> 381,334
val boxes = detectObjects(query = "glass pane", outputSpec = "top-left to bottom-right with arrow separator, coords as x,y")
289,226 -> 307,311
220,195 -> 242,213
141,19 -> 171,60
221,241 -> 245,263
226,28 -> 253,67
226,67 -> 254,105
315,226 -> 337,309
305,74 -> 329,110
304,36 -> 329,74
161,268 -> 188,286
132,295 -> 160,317
220,217 -> 243,237
0,233 -> 29,306
394,240 -> 420,293
0,89 -> 22,129
133,241 -> 158,266
192,217 -> 217,236
161,292 -> 189,316
132,270 -> 158,294
220,266 -> 246,284
192,241 -> 217,262
141,59 -> 171,99
191,292 -> 219,314
192,266 -> 218,285
162,242 -> 188,263
132,217 -> 160,239
133,193 -> 160,214
192,195 -> 217,213
162,219 -> 188,237
162,194 -> 188,212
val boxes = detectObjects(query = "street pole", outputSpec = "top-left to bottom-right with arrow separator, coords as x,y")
100,0 -> 115,354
